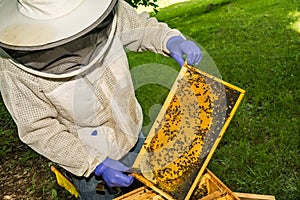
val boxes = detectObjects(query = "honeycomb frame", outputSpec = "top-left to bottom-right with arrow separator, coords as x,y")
132,64 -> 245,200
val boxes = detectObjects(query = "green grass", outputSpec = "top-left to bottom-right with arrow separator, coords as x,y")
0,0 -> 299,199
129,0 -> 299,199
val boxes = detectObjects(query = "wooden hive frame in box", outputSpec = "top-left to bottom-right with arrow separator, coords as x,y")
115,168 -> 241,200
132,64 -> 246,200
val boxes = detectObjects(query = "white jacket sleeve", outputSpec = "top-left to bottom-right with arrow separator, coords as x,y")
115,0 -> 183,55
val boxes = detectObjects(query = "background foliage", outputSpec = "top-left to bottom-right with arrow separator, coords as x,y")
125,0 -> 159,12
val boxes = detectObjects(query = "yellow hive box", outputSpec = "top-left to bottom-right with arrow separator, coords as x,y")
234,193 -> 276,200
114,169 -> 240,200
131,64 -> 246,200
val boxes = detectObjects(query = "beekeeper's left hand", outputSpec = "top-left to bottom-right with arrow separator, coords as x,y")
167,36 -> 202,67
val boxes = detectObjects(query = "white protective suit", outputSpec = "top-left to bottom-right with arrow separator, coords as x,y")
0,0 -> 182,177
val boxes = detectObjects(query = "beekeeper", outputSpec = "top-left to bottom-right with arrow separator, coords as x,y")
0,0 -> 202,199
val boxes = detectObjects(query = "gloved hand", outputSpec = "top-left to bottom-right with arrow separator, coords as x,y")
94,157 -> 134,187
166,36 -> 202,67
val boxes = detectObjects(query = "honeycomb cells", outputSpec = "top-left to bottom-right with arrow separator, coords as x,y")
137,65 -> 243,199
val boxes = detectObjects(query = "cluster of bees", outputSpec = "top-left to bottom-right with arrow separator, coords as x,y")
138,66 -> 242,199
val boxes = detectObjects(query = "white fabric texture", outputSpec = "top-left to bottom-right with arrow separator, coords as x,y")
18,0 -> 84,20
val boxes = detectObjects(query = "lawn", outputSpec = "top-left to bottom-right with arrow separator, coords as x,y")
0,0 -> 299,199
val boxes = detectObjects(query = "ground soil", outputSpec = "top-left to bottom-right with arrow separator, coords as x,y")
0,142 -> 73,200
0,142 -> 141,200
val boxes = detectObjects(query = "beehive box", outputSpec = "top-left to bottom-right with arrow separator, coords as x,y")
114,186 -> 164,200
114,169 -> 240,200
191,169 -> 240,200
113,186 -> 163,200
131,64 -> 245,200
234,193 -> 276,200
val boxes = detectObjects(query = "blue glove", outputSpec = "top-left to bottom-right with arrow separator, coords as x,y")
94,157 -> 134,187
166,36 -> 202,67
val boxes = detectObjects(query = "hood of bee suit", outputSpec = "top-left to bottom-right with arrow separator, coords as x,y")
0,0 -> 117,51
0,0 -> 118,79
